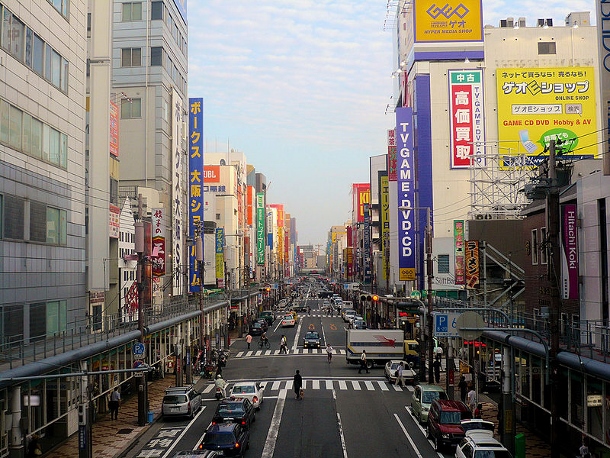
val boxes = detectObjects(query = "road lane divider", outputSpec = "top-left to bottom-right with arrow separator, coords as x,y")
261,389 -> 287,458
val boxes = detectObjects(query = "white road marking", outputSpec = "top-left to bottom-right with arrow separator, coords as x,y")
261,389 -> 287,458
235,351 -> 244,357
201,384 -> 214,394
378,381 -> 389,391
326,380 -> 334,390
351,381 -> 361,390
335,389 -> 349,458
364,381 -> 375,391
338,380 -> 347,390
313,379 -> 320,389
392,383 -> 403,391
272,380 -> 281,390
394,413 -> 425,458
159,406 -> 206,458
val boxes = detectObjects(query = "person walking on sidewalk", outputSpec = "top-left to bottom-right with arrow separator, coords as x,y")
458,376 -> 468,403
433,355 -> 441,383
246,333 -> 252,350
293,370 -> 303,400
467,385 -> 477,413
109,387 -> 121,420
358,350 -> 369,374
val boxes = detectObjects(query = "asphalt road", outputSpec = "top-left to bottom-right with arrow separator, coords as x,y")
123,297 -> 455,458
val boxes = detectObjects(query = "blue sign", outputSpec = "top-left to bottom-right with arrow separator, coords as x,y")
188,98 -> 204,293
434,312 -> 460,337
133,342 -> 145,358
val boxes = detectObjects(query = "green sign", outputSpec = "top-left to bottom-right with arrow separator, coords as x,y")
256,192 -> 265,265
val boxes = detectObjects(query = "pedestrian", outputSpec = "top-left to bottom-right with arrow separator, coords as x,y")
458,376 -> 468,403
467,385 -> 477,412
396,362 -> 405,387
433,356 -> 441,383
246,333 -> 252,350
474,403 -> 483,419
579,438 -> 591,458
293,369 -> 303,400
280,335 -> 288,354
109,387 -> 121,420
358,350 -> 369,374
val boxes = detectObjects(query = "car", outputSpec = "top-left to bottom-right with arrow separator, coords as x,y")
410,384 -> 448,424
199,423 -> 250,456
249,321 -> 264,336
172,451 -> 222,458
460,418 -> 495,434
352,319 -> 367,329
455,430 -> 513,458
427,399 -> 472,451
281,315 -> 296,327
229,381 -> 264,409
256,319 -> 268,332
342,309 -> 356,322
212,398 -> 256,428
162,386 -> 202,419
258,311 -> 274,326
384,360 -> 418,384
303,331 -> 321,349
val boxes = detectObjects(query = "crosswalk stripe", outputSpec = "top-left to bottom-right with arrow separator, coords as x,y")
325,380 -> 333,390
232,348 -> 347,357
378,381 -> 389,391
392,383 -> 403,391
338,380 -> 347,390
202,384 -> 215,394
272,381 -> 281,390
351,381 -> 361,391
235,351 -> 244,357
364,381 -> 375,391
312,380 -> 320,390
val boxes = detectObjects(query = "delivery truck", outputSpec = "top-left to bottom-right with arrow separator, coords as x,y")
345,329 -> 405,368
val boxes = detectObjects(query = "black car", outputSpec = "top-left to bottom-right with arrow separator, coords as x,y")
249,322 -> 264,336
303,331 -> 321,349
212,398 -> 256,428
199,423 -> 250,456
256,319 -> 268,332
258,311 -> 274,326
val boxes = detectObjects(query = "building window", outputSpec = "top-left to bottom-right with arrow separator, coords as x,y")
121,98 -> 142,119
48,0 -> 69,18
538,42 -> 556,55
30,201 -> 48,243
151,46 -> 163,66
1,9 -> 25,62
540,227 -> 548,264
151,1 -> 164,20
46,206 -> 67,245
531,229 -> 539,265
47,300 -> 68,335
437,254 -> 450,274
0,194 -> 3,239
121,48 -> 142,67
122,2 -> 143,21
4,195 -> 24,240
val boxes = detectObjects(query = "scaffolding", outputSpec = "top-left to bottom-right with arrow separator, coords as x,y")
468,146 -> 539,220
384,0 -> 412,31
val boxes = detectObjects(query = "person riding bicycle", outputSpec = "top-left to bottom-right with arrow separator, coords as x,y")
215,374 -> 227,398
261,331 -> 268,343
326,343 -> 334,363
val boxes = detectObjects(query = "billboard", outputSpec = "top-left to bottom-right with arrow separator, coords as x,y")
352,183 -> 370,223
380,174 -> 390,281
465,240 -> 479,289
414,0 -> 483,43
151,208 -> 166,277
256,192 -> 265,265
396,107 -> 416,281
449,70 -> 485,168
188,98 -> 204,292
388,129 -> 397,181
109,101 -> 119,157
561,204 -> 579,300
215,228 -> 225,288
496,67 -> 598,165
454,220 -> 465,285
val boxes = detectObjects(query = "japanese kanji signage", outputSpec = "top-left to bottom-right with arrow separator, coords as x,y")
256,192 -> 265,265
151,208 -> 166,277
454,220 -> 465,285
449,69 -> 485,168
188,98 -> 204,292
414,0 -> 483,43
465,240 -> 479,289
496,67 -> 598,165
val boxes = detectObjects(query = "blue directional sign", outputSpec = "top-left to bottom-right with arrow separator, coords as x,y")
433,312 -> 460,337
133,342 -> 145,358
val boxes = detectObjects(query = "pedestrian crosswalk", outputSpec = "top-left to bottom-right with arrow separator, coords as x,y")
200,378 -> 415,395
234,348 -> 347,358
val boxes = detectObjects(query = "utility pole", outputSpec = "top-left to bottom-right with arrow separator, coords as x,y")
135,195 -> 148,427
548,140 -> 561,458
426,207 -> 435,386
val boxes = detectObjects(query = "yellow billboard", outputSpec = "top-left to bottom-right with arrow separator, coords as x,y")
414,0 -> 483,43
497,67 -> 598,164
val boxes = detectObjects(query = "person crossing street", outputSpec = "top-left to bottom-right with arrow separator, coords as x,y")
358,350 -> 369,374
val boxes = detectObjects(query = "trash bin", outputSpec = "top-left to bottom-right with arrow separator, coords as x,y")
147,411 -> 154,423
514,433 -> 525,458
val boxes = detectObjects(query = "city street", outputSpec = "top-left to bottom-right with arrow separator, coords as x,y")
121,298 -> 449,458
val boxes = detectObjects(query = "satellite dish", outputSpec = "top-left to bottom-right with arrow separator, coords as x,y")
220,159 -> 226,166
456,311 -> 485,340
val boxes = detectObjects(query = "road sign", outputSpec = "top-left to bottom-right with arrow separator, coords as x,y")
433,312 -> 461,337
133,342 -> 145,358
456,311 -> 485,340
410,290 -> 421,300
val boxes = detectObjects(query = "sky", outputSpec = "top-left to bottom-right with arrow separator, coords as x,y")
187,0 -> 595,247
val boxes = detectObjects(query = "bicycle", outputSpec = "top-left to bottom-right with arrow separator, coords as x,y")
259,338 -> 270,349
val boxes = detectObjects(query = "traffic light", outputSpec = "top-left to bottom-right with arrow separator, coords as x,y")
371,294 -> 379,302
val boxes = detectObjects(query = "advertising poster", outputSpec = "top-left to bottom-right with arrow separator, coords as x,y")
465,240 -> 479,289
380,174 -> 390,281
561,204 -> 579,300
256,192 -> 265,265
396,107 -> 416,281
215,228 -> 225,288
496,67 -> 598,165
454,221 -> 465,285
388,129 -> 397,181
414,0 -> 483,43
449,70 -> 485,168
151,208 -> 166,277
188,98 -> 204,292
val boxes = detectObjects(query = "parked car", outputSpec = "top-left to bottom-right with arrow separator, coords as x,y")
212,398 -> 256,429
162,386 -> 202,419
303,331 -> 321,349
455,430 -> 513,458
342,309 -> 356,322
281,315 -> 296,327
352,319 -> 367,329
256,319 -> 268,332
460,419 -> 495,434
384,360 -> 418,384
249,321 -> 264,336
199,423 -> 250,456
229,381 -> 264,409
427,399 -> 472,451
410,384 -> 447,424
172,451 -> 222,458
258,311 -> 274,326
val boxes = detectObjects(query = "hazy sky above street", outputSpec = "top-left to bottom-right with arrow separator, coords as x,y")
187,0 -> 595,247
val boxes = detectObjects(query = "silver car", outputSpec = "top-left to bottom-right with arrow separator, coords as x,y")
162,386 -> 202,419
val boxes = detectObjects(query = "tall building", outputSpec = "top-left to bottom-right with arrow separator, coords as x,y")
0,0 -> 88,345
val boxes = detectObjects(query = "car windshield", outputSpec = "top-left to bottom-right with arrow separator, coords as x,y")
217,403 -> 245,415
306,332 -> 319,339
462,421 -> 495,432
204,433 -> 236,445
232,385 -> 255,394
440,411 -> 462,424
422,391 -> 441,404
474,451 -> 512,458
163,395 -> 187,404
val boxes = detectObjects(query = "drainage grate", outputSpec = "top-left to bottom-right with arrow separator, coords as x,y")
117,428 -> 133,434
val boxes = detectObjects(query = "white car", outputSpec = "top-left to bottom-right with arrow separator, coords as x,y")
229,381 -> 264,409
454,430 -> 512,458
281,315 -> 296,327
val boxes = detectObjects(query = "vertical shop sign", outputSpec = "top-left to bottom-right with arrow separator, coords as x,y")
465,240 -> 479,288
454,221 -> 465,285
188,98 -> 204,292
561,204 -> 579,300
256,192 -> 265,265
